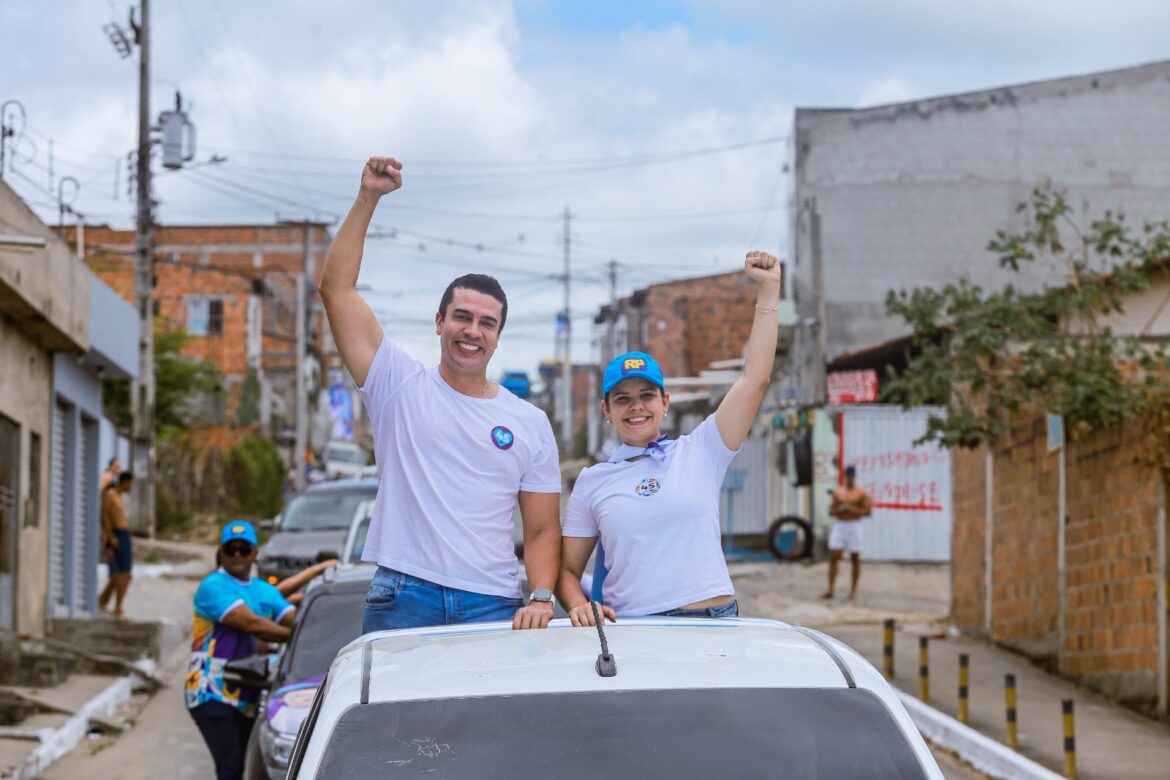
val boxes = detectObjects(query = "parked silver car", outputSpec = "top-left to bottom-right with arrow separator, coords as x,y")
256,479 -> 377,584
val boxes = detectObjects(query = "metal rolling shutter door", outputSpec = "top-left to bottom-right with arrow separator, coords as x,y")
49,400 -> 67,612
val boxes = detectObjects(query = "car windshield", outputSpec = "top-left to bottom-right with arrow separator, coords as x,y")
326,447 -> 365,464
286,592 -> 366,681
315,688 -> 929,779
347,517 -> 370,563
281,491 -> 373,532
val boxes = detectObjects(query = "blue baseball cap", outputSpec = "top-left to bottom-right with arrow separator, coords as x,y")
603,351 -> 666,397
220,520 -> 258,547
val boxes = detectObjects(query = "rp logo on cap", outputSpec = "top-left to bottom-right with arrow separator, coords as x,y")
491,426 -> 515,450
622,358 -> 646,373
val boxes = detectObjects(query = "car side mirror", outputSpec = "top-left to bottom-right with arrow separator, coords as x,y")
223,654 -> 273,690
316,549 -> 339,563
259,517 -> 276,533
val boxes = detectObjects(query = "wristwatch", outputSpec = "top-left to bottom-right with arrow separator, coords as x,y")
529,588 -> 554,606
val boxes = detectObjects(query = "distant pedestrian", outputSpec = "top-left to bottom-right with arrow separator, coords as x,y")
822,465 -> 872,600
98,471 -> 134,618
186,521 -> 297,780
98,456 -> 120,492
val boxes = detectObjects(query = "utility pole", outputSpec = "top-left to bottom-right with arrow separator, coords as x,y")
808,197 -> 827,405
278,219 -> 327,487
294,271 -> 307,489
606,259 -> 618,364
130,0 -> 156,536
561,205 -> 573,451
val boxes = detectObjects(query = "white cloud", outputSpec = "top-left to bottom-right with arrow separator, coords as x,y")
856,77 -> 916,108
5,1 -> 1170,376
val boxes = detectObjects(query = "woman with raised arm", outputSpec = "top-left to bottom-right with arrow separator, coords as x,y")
557,251 -> 782,624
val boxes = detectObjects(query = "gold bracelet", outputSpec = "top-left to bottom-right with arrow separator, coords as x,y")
754,303 -> 779,314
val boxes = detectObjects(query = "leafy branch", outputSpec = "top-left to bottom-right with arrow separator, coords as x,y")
103,324 -> 224,436
883,189 -> 1170,449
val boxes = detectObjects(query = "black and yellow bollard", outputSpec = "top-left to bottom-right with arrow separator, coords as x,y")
1005,674 -> 1019,748
1062,699 -> 1077,778
957,653 -> 970,724
918,636 -> 929,701
883,619 -> 896,679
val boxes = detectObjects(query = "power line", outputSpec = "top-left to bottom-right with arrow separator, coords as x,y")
200,134 -> 789,170
174,0 -> 255,145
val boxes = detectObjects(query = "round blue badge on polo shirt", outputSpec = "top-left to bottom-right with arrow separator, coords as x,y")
635,477 -> 661,497
491,426 -> 515,450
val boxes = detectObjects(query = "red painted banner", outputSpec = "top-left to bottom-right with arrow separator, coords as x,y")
828,369 -> 879,404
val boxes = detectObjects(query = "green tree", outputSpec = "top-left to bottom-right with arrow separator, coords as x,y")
884,189 -> 1170,449
103,325 -> 223,434
235,369 -> 261,426
225,435 -> 286,518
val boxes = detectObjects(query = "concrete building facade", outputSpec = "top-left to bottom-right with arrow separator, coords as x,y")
787,59 -> 1170,403
0,180 -> 136,637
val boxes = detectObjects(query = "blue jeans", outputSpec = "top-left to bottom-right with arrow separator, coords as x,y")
655,599 -> 739,618
362,566 -> 524,634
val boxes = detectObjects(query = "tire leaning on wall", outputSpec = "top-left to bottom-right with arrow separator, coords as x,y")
766,516 -> 813,561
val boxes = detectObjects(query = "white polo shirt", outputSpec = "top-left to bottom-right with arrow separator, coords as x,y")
562,414 -> 738,616
358,336 -> 561,598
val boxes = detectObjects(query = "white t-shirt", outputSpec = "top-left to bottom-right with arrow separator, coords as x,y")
562,414 -> 738,615
358,336 -> 561,598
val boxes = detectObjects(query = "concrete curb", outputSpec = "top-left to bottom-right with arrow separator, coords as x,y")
898,691 -> 1065,780
11,669 -> 145,780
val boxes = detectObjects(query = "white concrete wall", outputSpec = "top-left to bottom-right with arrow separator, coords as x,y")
790,60 -> 1170,393
0,180 -> 92,636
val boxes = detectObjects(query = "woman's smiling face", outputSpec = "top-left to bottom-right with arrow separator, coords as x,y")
603,377 -> 669,448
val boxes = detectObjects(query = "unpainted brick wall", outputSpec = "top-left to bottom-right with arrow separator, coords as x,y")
79,222 -> 324,428
952,413 -> 1164,704
636,272 -> 757,376
950,444 -> 988,630
990,415 -> 1060,657
1062,421 -> 1161,702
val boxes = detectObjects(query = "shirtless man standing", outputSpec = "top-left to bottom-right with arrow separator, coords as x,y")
822,465 -> 871,600
99,472 -> 134,617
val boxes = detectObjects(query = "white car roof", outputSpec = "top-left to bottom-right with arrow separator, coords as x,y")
353,618 -> 851,701
294,618 -> 943,779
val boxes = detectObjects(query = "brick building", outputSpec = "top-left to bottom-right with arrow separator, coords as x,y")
949,272 -> 1170,712
952,416 -> 1165,711
595,270 -> 758,379
70,223 -> 343,456
583,270 -> 761,455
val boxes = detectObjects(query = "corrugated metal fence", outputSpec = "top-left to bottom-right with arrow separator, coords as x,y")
720,434 -> 770,535
839,406 -> 952,562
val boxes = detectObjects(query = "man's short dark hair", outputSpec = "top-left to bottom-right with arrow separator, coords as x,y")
437,274 -> 508,332
119,471 -> 134,483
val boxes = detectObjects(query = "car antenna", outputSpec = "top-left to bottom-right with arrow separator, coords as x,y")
591,602 -> 617,677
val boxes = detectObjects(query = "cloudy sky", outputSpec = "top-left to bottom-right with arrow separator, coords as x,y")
5,0 -> 1170,376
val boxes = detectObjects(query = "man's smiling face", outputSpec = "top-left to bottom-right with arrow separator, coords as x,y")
435,287 -> 503,378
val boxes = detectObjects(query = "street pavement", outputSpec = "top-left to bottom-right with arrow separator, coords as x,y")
733,559 -> 1170,780
39,551 -> 1170,779
40,542 -> 215,780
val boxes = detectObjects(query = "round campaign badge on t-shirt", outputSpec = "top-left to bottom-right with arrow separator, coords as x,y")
635,477 -> 661,497
490,425 -> 515,450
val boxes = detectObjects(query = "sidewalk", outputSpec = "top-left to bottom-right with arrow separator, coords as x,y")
0,540 -> 213,780
829,623 -> 1170,780
732,560 -> 1170,780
